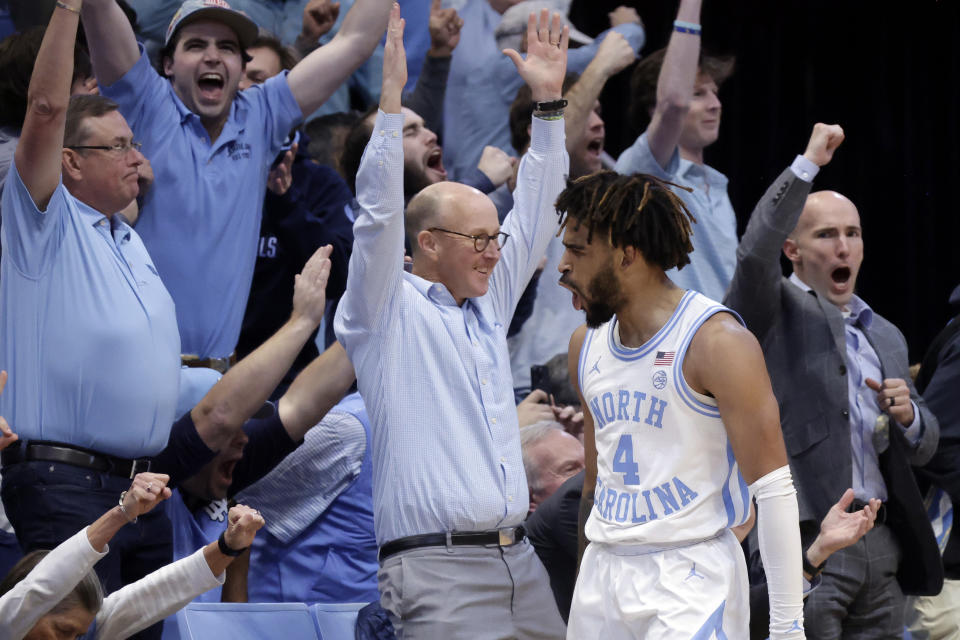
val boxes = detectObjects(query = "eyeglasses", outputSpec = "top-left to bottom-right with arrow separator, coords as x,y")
428,227 -> 510,253
67,141 -> 143,155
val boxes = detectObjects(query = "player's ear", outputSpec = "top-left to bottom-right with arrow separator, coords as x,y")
619,246 -> 637,269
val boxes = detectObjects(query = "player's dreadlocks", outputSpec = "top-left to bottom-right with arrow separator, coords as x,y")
555,171 -> 697,271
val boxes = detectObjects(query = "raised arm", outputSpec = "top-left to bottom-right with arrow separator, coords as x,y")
0,473 -> 170,640
277,342 -> 356,441
287,0 -> 392,116
191,246 -> 332,451
15,0 -> 80,208
80,0 -> 142,87
489,10 -> 569,319
564,31 -> 635,155
334,5 -> 406,339
645,0 -> 701,169
724,123 -> 844,339
687,315 -> 804,639
94,504 -> 265,639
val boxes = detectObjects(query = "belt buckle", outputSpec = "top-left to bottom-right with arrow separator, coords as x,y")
129,458 -> 151,479
498,527 -> 516,546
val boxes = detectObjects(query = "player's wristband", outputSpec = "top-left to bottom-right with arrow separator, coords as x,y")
802,550 -> 825,579
217,531 -> 248,557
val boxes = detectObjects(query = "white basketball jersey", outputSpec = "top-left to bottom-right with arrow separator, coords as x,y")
579,290 -> 751,546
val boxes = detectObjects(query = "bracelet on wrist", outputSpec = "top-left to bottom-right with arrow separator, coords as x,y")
217,530 -> 248,557
673,20 -> 701,36
802,550 -> 825,579
117,491 -> 137,523
533,98 -> 567,121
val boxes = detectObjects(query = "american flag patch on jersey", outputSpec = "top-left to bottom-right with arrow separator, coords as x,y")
654,351 -> 675,366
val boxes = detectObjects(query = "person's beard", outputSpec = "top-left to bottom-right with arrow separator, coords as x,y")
403,161 -> 433,199
561,265 -> 624,328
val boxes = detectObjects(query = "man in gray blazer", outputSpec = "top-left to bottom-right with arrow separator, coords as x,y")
725,123 -> 942,638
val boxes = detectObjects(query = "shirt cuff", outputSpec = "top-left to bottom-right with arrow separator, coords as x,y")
789,155 -> 820,182
900,400 -> 923,443
79,526 -> 110,559
375,109 -> 405,133
529,115 -> 565,155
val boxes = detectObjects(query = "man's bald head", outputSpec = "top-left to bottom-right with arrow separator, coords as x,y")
406,181 -> 493,256
784,190 -> 863,308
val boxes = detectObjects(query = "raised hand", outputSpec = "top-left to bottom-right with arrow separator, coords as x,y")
222,504 -> 266,551
865,377 -> 915,426
802,123 -> 845,167
428,0 -> 463,57
267,142 -> 298,196
608,5 -> 641,28
302,0 -> 341,41
292,245 -> 333,326
120,472 -> 173,521
477,146 -> 518,188
0,371 -> 18,451
380,3 -> 406,113
502,9 -> 569,102
592,31 -> 636,79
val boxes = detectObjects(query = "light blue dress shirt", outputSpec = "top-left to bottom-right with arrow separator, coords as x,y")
100,48 -> 302,359
615,132 -> 738,302
334,110 -> 568,544
786,274 -> 921,502
0,164 -> 181,458
442,0 -> 644,181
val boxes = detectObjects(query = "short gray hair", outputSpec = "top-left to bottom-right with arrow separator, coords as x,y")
520,420 -> 565,495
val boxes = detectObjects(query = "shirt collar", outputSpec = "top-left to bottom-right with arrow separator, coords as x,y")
404,272 -> 494,326
788,272 -> 873,328
677,156 -> 729,188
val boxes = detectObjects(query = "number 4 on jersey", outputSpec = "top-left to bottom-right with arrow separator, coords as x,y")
612,434 -> 640,485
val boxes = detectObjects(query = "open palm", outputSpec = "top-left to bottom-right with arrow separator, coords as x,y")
503,9 -> 569,102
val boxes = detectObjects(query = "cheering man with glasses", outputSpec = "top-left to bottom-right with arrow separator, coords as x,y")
0,0 -> 183,621
335,5 -> 570,637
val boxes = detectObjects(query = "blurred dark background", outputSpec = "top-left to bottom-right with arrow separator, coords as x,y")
572,0 -> 960,362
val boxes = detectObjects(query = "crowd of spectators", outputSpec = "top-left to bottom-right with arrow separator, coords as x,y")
0,0 -> 957,638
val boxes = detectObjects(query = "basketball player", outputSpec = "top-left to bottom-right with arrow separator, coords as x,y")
559,173 -> 805,639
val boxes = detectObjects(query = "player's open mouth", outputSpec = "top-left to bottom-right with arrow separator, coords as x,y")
586,138 -> 603,156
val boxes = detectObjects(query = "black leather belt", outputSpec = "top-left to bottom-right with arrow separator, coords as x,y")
378,526 -> 526,562
850,499 -> 887,524
0,441 -> 151,479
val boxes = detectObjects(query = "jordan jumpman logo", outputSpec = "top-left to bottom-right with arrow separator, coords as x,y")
685,562 -> 706,581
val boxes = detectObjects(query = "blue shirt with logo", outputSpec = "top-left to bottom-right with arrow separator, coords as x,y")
100,48 -> 302,358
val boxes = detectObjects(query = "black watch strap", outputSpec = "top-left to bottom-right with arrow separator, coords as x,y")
533,98 -> 567,113
802,550 -> 824,579
217,530 -> 248,557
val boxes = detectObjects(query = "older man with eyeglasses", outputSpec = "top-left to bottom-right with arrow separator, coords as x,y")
335,6 -> 570,638
0,1 -> 181,625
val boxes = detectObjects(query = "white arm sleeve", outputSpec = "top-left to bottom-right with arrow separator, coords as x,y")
750,465 -> 806,639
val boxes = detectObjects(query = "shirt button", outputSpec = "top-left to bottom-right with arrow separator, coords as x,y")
492,418 -> 498,424
841,409 -> 850,419
379,130 -> 385,136
473,341 -> 479,347
392,131 -> 398,138
508,495 -> 513,501
500,456 -> 506,463
481,379 -> 488,385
